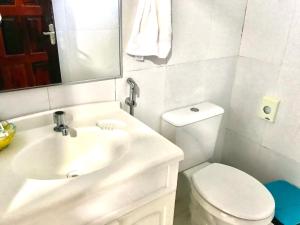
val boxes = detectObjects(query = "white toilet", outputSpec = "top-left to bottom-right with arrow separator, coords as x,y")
161,102 -> 275,225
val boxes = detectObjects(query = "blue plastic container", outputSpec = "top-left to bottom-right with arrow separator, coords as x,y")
265,180 -> 300,225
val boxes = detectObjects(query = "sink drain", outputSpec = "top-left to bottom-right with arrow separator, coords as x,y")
66,171 -> 80,178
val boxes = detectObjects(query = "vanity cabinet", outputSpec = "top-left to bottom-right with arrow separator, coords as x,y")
100,192 -> 175,225
87,162 -> 179,225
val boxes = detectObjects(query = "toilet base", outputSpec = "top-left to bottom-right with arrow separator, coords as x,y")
190,193 -> 232,225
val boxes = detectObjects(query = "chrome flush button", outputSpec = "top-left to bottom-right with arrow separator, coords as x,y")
190,107 -> 199,112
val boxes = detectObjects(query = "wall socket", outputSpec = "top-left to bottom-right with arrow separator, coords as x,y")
258,96 -> 280,123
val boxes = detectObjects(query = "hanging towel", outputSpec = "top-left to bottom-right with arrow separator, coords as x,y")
126,0 -> 172,60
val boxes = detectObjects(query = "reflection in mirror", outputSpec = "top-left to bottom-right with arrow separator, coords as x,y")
0,0 -> 62,91
0,0 -> 121,92
53,0 -> 121,83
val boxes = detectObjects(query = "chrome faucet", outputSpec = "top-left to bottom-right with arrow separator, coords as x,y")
53,111 -> 77,137
125,78 -> 139,116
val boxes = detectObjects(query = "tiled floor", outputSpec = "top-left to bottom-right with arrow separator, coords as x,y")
173,193 -> 192,225
173,172 -> 192,225
173,209 -> 191,225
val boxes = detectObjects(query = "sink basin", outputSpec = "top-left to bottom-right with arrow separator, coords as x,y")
12,127 -> 129,180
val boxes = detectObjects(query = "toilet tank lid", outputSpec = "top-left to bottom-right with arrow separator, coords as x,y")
162,102 -> 224,127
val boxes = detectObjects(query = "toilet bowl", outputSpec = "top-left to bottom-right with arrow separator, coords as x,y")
188,163 -> 274,225
161,102 -> 275,225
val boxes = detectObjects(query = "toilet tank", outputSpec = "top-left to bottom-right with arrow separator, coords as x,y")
161,102 -> 224,171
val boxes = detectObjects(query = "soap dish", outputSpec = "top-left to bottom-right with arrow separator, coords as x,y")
96,119 -> 126,131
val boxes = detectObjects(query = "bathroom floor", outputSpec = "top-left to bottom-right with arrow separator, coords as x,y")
173,206 -> 191,225
173,172 -> 192,225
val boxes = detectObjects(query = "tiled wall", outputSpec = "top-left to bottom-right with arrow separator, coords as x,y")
0,1 -> 247,161
118,0 -> 247,161
222,0 -> 300,186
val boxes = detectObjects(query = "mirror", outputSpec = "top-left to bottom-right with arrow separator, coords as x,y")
53,0 -> 121,84
0,0 -> 121,92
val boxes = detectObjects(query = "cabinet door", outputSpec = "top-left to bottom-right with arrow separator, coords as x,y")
108,192 -> 176,225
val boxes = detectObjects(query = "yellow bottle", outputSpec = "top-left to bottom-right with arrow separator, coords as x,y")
0,121 -> 16,150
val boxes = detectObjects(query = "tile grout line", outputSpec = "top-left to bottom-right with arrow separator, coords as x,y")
124,55 -> 240,74
238,0 -> 249,57
279,0 -> 297,68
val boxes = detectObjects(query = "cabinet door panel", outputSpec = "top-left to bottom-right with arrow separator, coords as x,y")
132,212 -> 160,225
114,193 -> 176,225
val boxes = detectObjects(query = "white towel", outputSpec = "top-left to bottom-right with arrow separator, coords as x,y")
126,0 -> 172,60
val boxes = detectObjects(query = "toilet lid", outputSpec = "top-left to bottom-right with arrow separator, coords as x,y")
192,163 -> 275,220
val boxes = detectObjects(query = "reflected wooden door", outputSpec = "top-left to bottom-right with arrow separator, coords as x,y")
0,0 -> 61,91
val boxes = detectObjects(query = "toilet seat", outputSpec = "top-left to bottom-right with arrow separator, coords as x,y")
191,163 -> 275,221
190,185 -> 274,225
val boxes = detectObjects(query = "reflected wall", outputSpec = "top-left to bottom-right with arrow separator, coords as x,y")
52,0 -> 121,83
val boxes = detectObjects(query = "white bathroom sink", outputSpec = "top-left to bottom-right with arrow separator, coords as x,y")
12,127 -> 129,180
0,102 -> 183,225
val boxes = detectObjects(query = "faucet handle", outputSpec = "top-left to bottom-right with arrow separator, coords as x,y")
53,111 -> 65,126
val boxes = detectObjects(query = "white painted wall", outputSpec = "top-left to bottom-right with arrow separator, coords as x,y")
222,0 -> 300,186
0,0 -> 247,161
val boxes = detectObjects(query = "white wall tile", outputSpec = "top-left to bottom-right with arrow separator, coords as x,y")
0,88 -> 50,120
283,4 -> 300,68
201,57 -> 237,111
164,62 -> 204,111
262,66 -> 300,162
222,129 -> 262,179
169,0 -> 246,65
116,67 -> 166,132
165,57 -> 234,110
223,129 -> 300,186
259,146 -> 300,187
240,0 -> 295,65
228,57 -> 281,143
168,0 -> 213,65
48,80 -> 115,109
207,0 -> 247,58
165,57 -> 237,109
254,145 -> 300,186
